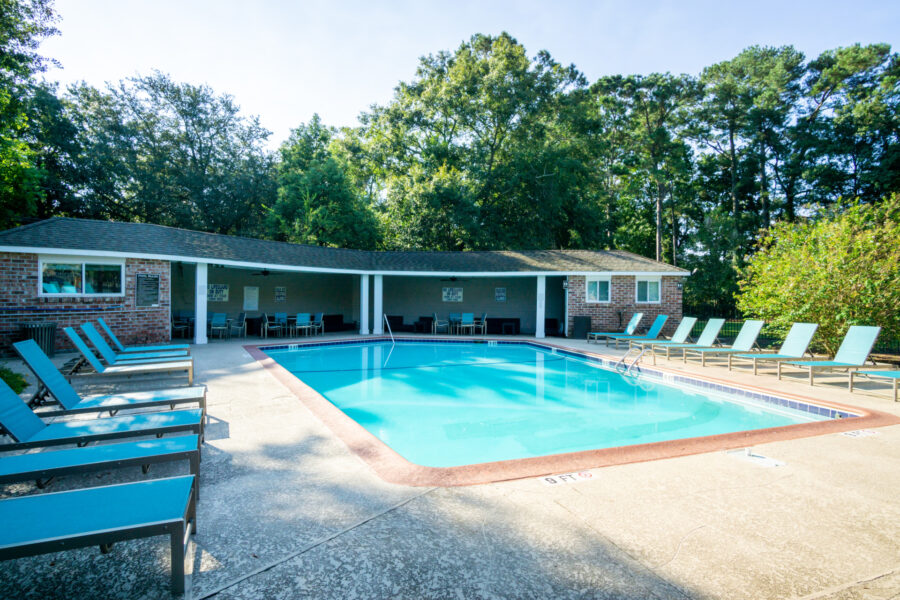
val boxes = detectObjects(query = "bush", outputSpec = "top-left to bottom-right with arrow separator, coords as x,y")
736,195 -> 900,356
0,366 -> 28,394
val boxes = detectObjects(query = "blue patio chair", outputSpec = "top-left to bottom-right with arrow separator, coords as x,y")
475,313 -> 488,335
293,313 -> 312,336
606,315 -> 668,349
208,313 -> 229,339
458,313 -> 476,335
778,325 -> 881,387
260,312 -> 282,338
64,328 -> 194,384
228,312 -> 246,338
97,317 -> 190,353
643,318 -> 726,364
0,475 -> 197,593
432,313 -> 450,334
448,313 -> 461,334
587,313 -> 643,344
728,322 -> 818,374
682,320 -> 766,366
81,323 -> 189,364
311,312 -> 324,335
0,378 -> 204,452
14,340 -> 206,419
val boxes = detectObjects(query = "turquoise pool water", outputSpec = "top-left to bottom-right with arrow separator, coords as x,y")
264,341 -> 827,468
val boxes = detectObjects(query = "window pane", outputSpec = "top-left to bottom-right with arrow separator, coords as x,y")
597,280 -> 610,302
648,281 -> 660,302
43,263 -> 81,294
85,264 -> 122,294
586,281 -> 598,302
637,280 -> 648,302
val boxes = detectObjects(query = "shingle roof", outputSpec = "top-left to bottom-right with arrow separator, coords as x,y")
0,218 -> 688,274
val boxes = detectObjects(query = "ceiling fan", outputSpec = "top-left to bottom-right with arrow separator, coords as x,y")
251,269 -> 272,277
440,276 -> 468,282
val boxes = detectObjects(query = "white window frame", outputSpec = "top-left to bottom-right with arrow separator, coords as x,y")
635,276 -> 661,304
585,276 -> 611,303
38,255 -> 126,297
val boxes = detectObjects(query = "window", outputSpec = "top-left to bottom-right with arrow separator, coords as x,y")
586,277 -> 610,303
40,257 -> 124,296
636,277 -> 661,303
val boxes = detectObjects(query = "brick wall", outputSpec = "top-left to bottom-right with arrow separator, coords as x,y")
566,275 -> 683,337
0,252 -> 171,355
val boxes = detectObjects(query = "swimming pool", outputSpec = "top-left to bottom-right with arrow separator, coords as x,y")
263,340 -> 841,468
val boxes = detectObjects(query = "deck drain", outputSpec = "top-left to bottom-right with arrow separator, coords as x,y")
726,448 -> 785,467
841,429 -> 880,438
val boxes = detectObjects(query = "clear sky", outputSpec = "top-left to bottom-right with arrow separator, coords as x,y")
40,0 -> 900,148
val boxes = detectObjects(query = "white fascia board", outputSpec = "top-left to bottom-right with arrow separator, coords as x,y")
0,245 -> 690,277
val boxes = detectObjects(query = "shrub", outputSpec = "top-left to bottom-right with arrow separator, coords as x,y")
736,195 -> 900,356
0,366 -> 28,394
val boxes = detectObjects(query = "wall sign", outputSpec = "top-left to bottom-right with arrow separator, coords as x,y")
136,274 -> 160,307
494,287 -> 507,303
243,286 -> 259,311
207,283 -> 229,302
274,286 -> 286,302
442,287 -> 463,302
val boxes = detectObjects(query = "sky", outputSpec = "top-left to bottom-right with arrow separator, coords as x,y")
40,0 -> 900,148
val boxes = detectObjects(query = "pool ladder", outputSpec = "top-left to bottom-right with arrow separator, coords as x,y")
614,346 -> 646,375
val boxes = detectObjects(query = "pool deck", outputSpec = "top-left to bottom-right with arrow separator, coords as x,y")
3,333 -> 900,599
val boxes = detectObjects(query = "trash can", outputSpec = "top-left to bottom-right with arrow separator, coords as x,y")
20,321 -> 57,357
573,316 -> 591,340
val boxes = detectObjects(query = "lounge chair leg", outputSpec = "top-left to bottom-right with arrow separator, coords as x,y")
849,371 -> 855,392
170,524 -> 186,594
35,476 -> 54,489
777,362 -> 782,380
728,355 -> 732,370
99,543 -> 113,554
753,359 -> 758,376
894,379 -> 898,402
809,368 -> 814,386
142,464 -> 150,474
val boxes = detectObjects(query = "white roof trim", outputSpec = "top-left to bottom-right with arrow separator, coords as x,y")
0,245 -> 690,278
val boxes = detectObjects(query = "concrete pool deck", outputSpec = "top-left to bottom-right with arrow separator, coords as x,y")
2,333 -> 900,599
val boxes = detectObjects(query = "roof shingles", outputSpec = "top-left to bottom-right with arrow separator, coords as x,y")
0,218 -> 688,274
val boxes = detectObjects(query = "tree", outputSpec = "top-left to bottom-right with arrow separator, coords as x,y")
736,195 -> 900,355
270,116 -> 379,249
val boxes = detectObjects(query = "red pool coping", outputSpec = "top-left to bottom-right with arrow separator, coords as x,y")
244,338 -> 900,487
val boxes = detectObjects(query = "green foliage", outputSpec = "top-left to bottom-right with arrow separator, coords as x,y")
0,365 -> 27,394
736,195 -> 900,355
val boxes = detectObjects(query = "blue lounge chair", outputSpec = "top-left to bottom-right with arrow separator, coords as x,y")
0,435 -> 200,498
0,378 -> 204,452
644,318 -> 726,364
65,328 -> 194,384
14,340 -> 206,419
0,475 -> 196,593
587,313 -> 643,344
850,371 -> 900,402
606,315 -> 668,349
728,322 -> 818,374
97,317 -> 190,353
682,320 -> 765,366
81,323 -> 189,363
778,325 -> 881,387
630,317 -> 697,350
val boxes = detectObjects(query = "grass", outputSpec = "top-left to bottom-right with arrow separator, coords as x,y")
0,366 -> 28,394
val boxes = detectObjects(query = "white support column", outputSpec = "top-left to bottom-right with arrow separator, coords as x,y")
373,275 -> 383,335
563,276 -> 570,337
359,274 -> 370,335
194,262 -> 208,345
535,275 -> 546,338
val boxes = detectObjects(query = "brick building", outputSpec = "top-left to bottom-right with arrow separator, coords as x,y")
0,218 -> 687,352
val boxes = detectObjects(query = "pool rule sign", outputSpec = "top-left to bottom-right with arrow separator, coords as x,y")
136,274 -> 160,307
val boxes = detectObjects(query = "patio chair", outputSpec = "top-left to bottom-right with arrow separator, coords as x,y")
587,313 -> 643,344
311,312 -> 324,335
728,322 -> 818,374
209,313 -> 229,339
0,435 -> 200,498
228,312 -> 247,338
292,313 -> 313,336
260,313 -> 279,338
458,313 -> 476,335
475,313 -> 488,335
64,328 -> 194,384
432,313 -> 450,334
0,475 -> 197,594
448,313 -> 461,334
0,378 -> 204,452
14,340 -> 206,419
81,323 -> 189,364
605,315 -> 668,349
629,317 -> 697,350
682,320 -> 765,366
643,318 -> 726,364
850,370 -> 900,402
778,325 -> 881,387
97,317 -> 190,353
171,316 -> 190,339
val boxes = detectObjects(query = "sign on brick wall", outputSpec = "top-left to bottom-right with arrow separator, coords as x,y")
136,274 -> 160,307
